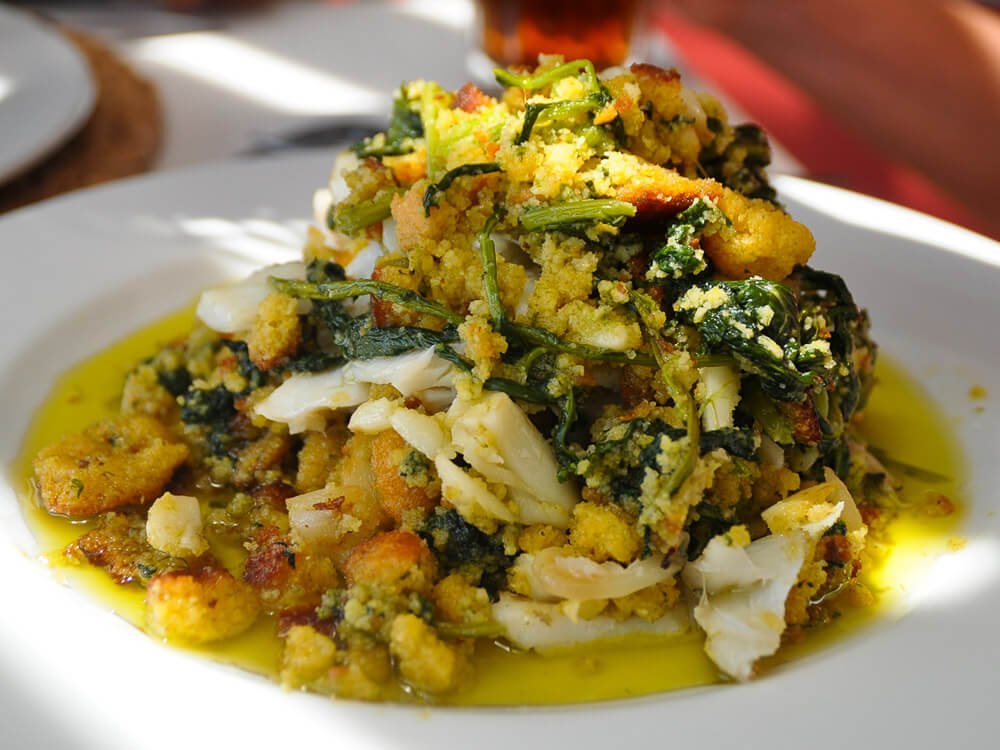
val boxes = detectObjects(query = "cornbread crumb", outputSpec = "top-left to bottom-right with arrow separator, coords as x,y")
34,415 -> 188,518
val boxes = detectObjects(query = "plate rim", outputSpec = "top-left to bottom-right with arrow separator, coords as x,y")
0,153 -> 998,750
0,5 -> 97,185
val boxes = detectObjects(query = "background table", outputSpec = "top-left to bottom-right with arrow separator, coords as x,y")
10,0 -> 982,234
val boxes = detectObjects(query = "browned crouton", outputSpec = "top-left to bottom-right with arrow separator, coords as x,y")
146,566 -> 260,643
294,429 -> 342,493
34,415 -> 189,518
597,151 -> 722,219
247,292 -> 301,370
341,530 -> 437,594
370,429 -> 438,524
68,511 -> 186,584
785,396 -> 822,444
389,613 -> 467,694
702,188 -> 815,280
243,526 -> 340,613
390,184 -> 438,250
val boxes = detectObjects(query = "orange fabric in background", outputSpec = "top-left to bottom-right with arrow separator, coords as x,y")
653,11 -> 988,236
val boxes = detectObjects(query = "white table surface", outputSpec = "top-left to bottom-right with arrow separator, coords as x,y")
29,0 -> 802,174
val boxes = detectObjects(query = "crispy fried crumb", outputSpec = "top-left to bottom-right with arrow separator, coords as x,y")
34,415 -> 188,518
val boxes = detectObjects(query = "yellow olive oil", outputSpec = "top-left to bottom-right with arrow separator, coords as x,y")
11,313 -> 964,706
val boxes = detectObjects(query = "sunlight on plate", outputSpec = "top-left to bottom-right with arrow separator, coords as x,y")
907,537 -> 1000,610
774,176 -> 1000,266
131,34 -> 386,116
0,75 -> 14,104
177,216 -> 308,263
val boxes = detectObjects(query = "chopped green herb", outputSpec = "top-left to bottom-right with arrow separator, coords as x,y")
520,198 -> 636,232
423,163 -> 501,215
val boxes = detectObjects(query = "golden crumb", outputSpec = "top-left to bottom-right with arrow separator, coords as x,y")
569,501 -> 642,563
247,292 -> 301,370
703,189 -> 815,279
280,625 -> 337,689
389,614 -> 466,694
432,574 -> 492,626
518,524 -> 568,553
294,429 -> 343,493
33,415 -> 188,518
371,430 -> 439,524
342,530 -> 437,594
146,566 -> 259,643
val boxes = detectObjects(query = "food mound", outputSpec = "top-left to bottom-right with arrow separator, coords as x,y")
34,57 -> 895,700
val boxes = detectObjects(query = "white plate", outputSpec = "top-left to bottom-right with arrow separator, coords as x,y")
0,154 -> 998,750
0,5 -> 96,185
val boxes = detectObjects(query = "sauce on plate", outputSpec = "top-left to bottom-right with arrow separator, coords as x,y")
11,309 -> 964,705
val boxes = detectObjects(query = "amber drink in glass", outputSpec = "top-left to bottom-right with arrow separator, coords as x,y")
478,0 -> 640,69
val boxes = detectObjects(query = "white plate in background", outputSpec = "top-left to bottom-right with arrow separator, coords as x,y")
0,153 -> 997,750
0,5 -> 96,185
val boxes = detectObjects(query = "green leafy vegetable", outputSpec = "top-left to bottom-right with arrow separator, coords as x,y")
700,427 -> 758,460
219,340 -> 265,391
630,290 -> 701,497
647,198 -> 727,280
700,123 -> 777,203
519,199 -> 636,232
339,323 -> 459,361
423,162 -> 501,215
552,389 -> 578,480
278,260 -> 464,367
476,211 -> 506,327
330,189 -> 400,235
473,213 -> 650,366
352,89 -> 424,157
741,378 -> 794,445
283,351 -> 343,373
272,277 -> 465,327
420,508 -> 514,599
516,92 -> 608,144
180,385 -> 235,426
792,266 -> 874,420
482,377 -> 553,405
494,58 -> 598,91
180,384 -> 237,456
600,419 -> 685,503
157,368 -> 192,397
284,260 -> 351,371
686,502 -> 737,559
510,322 -> 650,365
433,344 -> 473,373
675,278 -> 823,402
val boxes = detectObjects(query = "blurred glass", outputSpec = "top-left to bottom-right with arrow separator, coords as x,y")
476,0 -> 643,70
